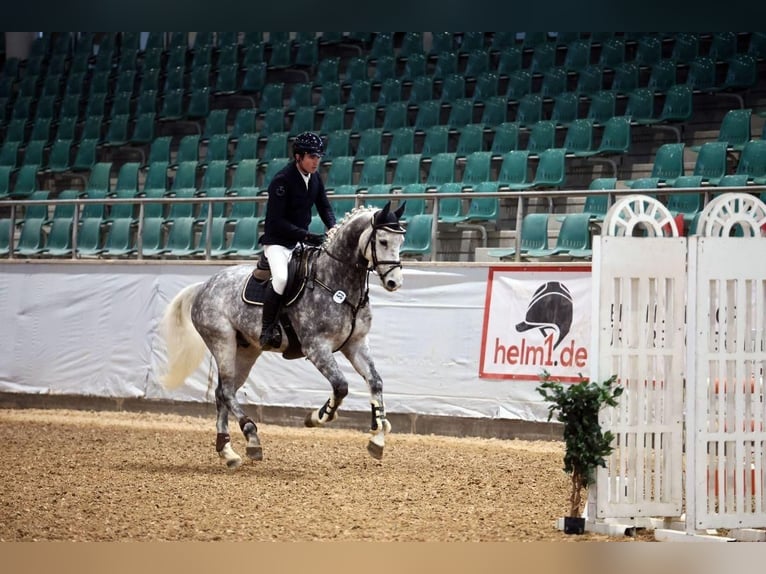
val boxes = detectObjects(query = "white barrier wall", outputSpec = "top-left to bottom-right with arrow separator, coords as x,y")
0,262 -> 567,423
592,194 -> 766,537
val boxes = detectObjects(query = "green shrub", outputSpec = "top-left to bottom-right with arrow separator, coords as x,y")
537,370 -> 623,517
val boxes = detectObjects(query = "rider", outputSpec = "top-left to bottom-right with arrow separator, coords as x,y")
258,131 -> 336,350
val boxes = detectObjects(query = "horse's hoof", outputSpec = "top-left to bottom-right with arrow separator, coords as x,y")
304,412 -> 317,427
246,435 -> 263,461
366,440 -> 384,460
246,445 -> 263,461
225,456 -> 243,469
219,443 -> 242,469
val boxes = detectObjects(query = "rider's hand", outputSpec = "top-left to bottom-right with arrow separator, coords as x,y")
304,232 -> 325,247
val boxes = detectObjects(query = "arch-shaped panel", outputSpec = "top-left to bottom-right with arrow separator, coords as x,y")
694,192 -> 766,237
602,194 -> 679,237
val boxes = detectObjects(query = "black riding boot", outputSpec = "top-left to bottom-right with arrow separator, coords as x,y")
259,283 -> 283,350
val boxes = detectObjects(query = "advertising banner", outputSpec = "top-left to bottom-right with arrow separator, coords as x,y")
480,265 -> 592,382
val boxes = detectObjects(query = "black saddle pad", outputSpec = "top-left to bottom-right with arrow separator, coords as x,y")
242,275 -> 267,305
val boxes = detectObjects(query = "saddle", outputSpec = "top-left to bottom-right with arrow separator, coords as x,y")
241,245 -> 320,360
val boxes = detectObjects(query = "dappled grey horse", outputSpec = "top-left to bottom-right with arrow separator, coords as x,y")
160,202 -> 406,468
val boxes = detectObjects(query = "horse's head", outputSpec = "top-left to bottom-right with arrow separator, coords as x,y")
363,201 -> 406,292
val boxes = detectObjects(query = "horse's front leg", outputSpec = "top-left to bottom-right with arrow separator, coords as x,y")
303,347 -> 349,428
341,338 -> 391,460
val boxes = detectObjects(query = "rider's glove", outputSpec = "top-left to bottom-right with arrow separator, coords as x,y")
304,232 -> 325,247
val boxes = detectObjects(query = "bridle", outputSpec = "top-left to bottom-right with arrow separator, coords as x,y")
363,215 -> 406,282
322,213 -> 405,283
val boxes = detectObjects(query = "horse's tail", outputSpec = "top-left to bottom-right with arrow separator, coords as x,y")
159,282 -> 206,390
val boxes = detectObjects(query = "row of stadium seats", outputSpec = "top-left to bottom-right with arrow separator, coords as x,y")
3,103 -> 756,192
0,32 -> 764,262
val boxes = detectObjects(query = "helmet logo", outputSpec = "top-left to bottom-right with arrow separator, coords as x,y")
515,281 -> 573,350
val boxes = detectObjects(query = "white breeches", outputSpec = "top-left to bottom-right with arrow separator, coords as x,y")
263,244 -> 293,295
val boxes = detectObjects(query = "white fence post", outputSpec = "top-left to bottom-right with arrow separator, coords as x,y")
593,196 -> 686,522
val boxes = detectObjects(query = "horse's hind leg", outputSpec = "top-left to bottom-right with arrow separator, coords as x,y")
214,345 -> 262,467
215,388 -> 242,469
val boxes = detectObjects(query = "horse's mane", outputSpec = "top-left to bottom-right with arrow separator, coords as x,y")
324,205 -> 377,247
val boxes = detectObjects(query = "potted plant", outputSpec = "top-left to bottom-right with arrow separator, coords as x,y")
536,370 -> 623,535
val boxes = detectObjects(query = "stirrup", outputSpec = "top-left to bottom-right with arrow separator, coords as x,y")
259,325 -> 282,349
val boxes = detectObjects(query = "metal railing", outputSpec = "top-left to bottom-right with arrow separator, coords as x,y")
1,184 -> 763,262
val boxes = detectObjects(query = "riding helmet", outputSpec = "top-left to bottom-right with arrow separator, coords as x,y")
293,132 -> 325,156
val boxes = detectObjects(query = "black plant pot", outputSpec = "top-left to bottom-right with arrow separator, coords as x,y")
563,516 -> 586,535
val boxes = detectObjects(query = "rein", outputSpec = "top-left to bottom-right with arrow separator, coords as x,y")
310,248 -> 369,353
310,215 -> 403,352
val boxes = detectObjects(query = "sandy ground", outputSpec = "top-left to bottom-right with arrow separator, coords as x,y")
0,408 -> 654,542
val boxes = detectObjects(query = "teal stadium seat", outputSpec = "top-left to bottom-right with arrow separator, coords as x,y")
497,150 -> 532,190
355,128 -> 384,159
421,125 -> 450,159
198,217 -> 231,258
76,217 -> 105,257
579,178 -> 616,221
323,130 -> 352,162
563,119 -> 596,157
196,187 -> 229,223
137,217 -> 167,258
576,66 -> 604,97
455,124 -> 485,158
434,182 -> 467,224
400,214 -> 433,259
690,108 -> 751,152
426,153 -> 456,187
0,217 -> 12,256
357,155 -> 388,190
628,142 -> 685,187
222,216 -> 264,258
398,183 -> 427,223
491,123 -> 521,157
692,141 -> 728,185
735,140 -> 766,184
525,213 -> 592,259
390,154 -> 422,188
610,62 -> 640,96
529,148 -> 567,190
387,127 -> 416,159
14,217 -> 47,257
487,213 -> 549,260
164,217 -> 202,257
227,185 -> 262,223
550,92 -> 580,127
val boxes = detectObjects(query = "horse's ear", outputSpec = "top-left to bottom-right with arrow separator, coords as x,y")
394,201 -> 406,220
374,200 -> 406,233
